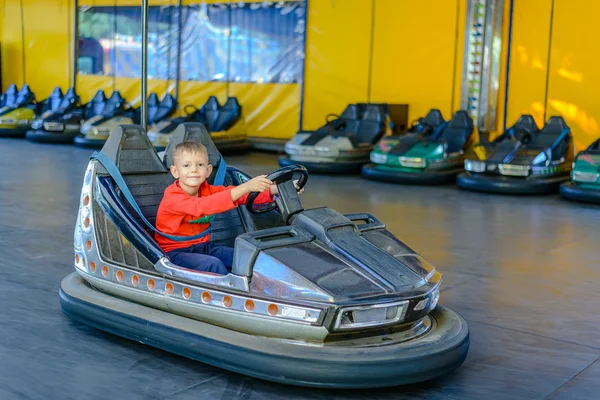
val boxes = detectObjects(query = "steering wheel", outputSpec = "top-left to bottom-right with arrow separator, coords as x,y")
246,165 -> 308,222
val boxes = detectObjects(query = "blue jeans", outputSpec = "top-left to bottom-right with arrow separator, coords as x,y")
167,243 -> 233,275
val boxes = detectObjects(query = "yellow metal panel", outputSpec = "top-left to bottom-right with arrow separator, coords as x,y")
546,0 -> 600,150
505,0 -> 552,131
1,0 -> 26,89
452,0 -> 466,119
301,0 -> 372,130
369,0 -> 461,123
76,75 -> 113,103
229,83 -> 300,139
21,0 -> 71,99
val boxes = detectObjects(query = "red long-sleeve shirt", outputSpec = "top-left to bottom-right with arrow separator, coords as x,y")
155,180 -> 273,253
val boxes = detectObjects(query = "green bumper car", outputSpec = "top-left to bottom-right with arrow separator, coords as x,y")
560,138 -> 600,203
0,84 -> 37,138
362,110 -> 474,184
457,116 -> 573,194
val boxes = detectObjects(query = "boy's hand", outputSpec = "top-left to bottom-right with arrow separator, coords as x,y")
244,175 -> 273,193
270,179 -> 304,195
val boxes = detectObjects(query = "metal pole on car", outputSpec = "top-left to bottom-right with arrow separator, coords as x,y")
73,0 -> 79,90
141,0 -> 149,130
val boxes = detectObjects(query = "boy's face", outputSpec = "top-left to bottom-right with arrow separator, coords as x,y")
170,150 -> 213,194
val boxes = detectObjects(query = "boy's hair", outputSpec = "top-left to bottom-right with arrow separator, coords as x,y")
173,141 -> 208,161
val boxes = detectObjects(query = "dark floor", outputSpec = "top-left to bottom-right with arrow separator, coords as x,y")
1,138 -> 599,400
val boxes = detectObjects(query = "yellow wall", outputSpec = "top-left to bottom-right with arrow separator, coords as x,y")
545,0 -> 600,150
369,0 -> 462,124
302,0 -> 465,130
301,0 -> 373,130
506,0 -> 599,149
1,0 -> 72,98
505,0 -> 552,130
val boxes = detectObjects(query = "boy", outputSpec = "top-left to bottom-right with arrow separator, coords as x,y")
155,140 -> 290,275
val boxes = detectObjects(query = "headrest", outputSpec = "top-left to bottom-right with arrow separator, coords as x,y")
100,125 -> 168,175
90,90 -> 106,103
58,88 -> 78,110
512,115 -> 538,133
164,123 -> 223,183
204,96 -> 219,111
3,84 -> 18,97
423,109 -> 445,127
362,104 -> 384,122
49,87 -> 63,99
106,91 -> 124,105
16,84 -> 34,105
221,97 -> 240,110
158,93 -> 175,109
147,93 -> 159,108
339,104 -> 359,120
540,116 -> 569,134
446,110 -> 473,129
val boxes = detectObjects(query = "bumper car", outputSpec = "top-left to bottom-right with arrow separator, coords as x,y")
26,87 -> 84,143
0,84 -> 37,138
457,116 -> 574,194
362,110 -> 474,184
74,91 -> 133,148
148,96 -> 248,152
560,138 -> 600,204
59,122 -> 469,388
279,103 -> 391,174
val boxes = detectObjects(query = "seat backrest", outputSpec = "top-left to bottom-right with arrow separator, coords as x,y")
164,123 -> 224,185
213,97 -> 241,131
86,90 -> 107,118
202,96 -> 220,131
439,110 -> 474,153
15,84 -> 35,107
527,116 -> 570,158
58,88 -> 79,111
422,109 -> 446,129
355,104 -> 386,144
101,125 -> 172,229
146,93 -> 159,124
1,84 -> 18,108
47,87 -> 64,112
102,91 -> 125,116
511,114 -> 539,142
339,104 -> 360,120
151,93 -> 176,124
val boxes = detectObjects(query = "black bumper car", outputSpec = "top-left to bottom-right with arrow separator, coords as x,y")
279,103 -> 393,174
560,138 -> 600,204
362,110 -> 474,184
457,116 -> 574,194
60,122 -> 469,388
75,91 -> 135,148
148,96 -> 248,152
26,87 -> 85,143
0,84 -> 37,137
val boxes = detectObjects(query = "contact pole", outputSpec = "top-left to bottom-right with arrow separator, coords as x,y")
141,0 -> 149,130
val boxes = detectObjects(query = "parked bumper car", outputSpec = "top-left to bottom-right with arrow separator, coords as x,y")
0,84 -> 37,137
148,96 -> 248,152
74,91 -> 133,148
457,116 -> 573,194
560,138 -> 600,203
26,87 -> 85,143
362,110 -> 474,184
60,122 -> 469,388
279,103 -> 392,174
